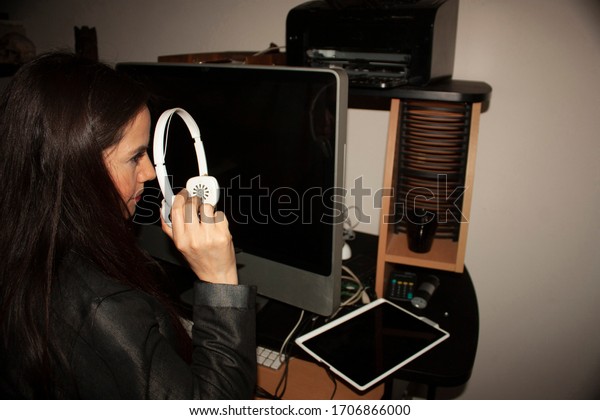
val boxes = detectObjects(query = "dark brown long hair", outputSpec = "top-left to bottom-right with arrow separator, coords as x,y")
0,52 -> 189,397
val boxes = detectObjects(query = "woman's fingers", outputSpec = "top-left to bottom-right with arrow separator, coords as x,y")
163,188 -> 238,285
198,201 -> 215,225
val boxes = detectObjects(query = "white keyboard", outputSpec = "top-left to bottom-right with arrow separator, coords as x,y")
256,346 -> 285,370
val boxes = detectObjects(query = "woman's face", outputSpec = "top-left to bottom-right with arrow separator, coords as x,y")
103,107 -> 156,216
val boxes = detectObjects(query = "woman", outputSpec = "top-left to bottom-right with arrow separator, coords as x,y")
0,52 -> 256,399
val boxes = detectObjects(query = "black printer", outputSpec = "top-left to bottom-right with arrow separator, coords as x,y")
286,0 -> 459,89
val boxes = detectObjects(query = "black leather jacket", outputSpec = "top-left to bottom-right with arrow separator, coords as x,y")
1,252 -> 257,399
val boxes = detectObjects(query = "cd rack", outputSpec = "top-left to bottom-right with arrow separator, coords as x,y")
394,100 -> 473,241
374,79 -> 490,299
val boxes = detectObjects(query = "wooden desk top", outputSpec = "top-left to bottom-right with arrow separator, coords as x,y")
257,357 -> 384,400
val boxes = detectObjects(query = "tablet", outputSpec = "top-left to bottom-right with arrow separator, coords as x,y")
295,298 -> 450,391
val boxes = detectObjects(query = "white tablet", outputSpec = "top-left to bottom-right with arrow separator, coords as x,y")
295,298 -> 450,391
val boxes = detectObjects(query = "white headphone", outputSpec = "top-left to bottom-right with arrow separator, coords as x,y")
153,107 -> 220,227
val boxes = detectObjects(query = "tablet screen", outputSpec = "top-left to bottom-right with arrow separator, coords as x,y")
295,299 -> 449,391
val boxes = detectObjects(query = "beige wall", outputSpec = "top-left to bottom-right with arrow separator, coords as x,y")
5,0 -> 600,399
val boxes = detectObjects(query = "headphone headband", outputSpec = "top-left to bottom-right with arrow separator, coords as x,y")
153,108 -> 218,226
153,108 -> 208,204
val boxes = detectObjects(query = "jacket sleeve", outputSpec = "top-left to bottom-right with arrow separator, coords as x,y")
186,281 -> 257,399
71,281 -> 256,399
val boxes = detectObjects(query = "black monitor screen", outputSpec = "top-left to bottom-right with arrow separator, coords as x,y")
118,63 -> 347,315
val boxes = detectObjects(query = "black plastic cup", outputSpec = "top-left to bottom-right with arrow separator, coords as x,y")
405,209 -> 438,253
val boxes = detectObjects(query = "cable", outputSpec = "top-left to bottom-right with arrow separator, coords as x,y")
343,205 -> 361,236
252,44 -> 285,56
273,310 -> 305,399
255,310 -> 307,400
255,384 -> 278,400
274,357 -> 290,399
279,310 -> 304,360
342,205 -> 360,256
326,367 -> 338,399
328,265 -> 365,320
342,265 -> 363,304
342,265 -> 363,301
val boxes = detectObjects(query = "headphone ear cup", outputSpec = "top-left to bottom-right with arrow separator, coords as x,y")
186,175 -> 220,207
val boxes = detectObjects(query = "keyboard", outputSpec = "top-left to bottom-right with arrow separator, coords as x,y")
256,346 -> 285,370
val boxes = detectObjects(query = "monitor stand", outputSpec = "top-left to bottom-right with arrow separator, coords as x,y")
255,230 -> 379,357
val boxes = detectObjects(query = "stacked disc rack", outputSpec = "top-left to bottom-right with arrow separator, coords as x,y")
374,80 -> 490,293
394,100 -> 472,241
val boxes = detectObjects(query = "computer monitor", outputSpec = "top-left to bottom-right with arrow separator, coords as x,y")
117,63 -> 348,316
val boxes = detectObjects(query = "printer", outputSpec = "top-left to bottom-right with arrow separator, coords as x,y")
286,0 -> 459,88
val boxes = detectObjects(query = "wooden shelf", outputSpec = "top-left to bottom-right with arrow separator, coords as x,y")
385,233 -> 461,271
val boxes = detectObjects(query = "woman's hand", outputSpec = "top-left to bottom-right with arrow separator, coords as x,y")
161,189 -> 238,285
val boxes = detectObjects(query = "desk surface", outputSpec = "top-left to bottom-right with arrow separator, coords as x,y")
256,233 -> 479,398
388,264 -> 479,387
257,358 -> 384,400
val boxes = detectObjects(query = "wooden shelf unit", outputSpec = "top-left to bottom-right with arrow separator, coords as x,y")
374,83 -> 488,298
